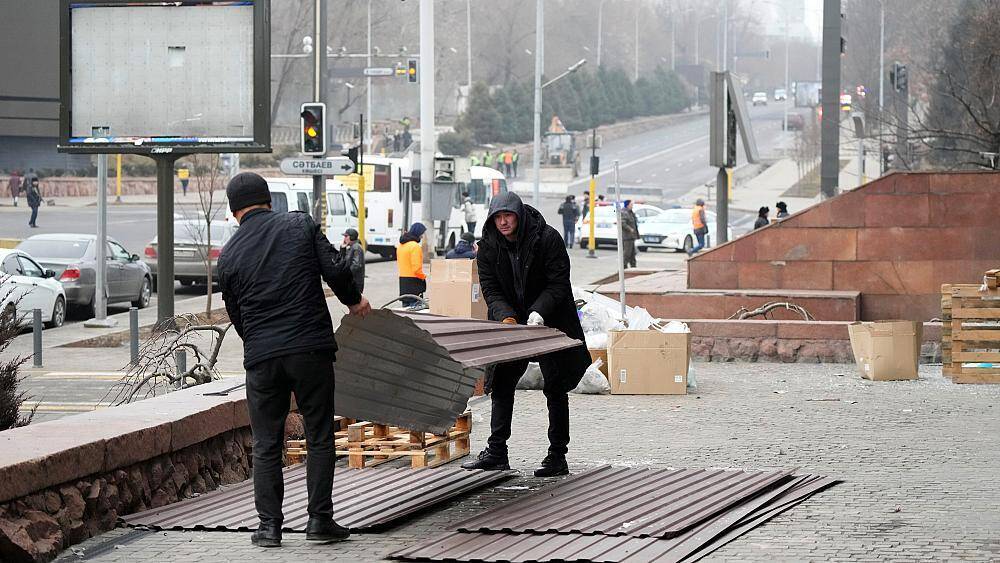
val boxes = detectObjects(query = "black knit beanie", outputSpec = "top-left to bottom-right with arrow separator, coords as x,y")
226,172 -> 271,213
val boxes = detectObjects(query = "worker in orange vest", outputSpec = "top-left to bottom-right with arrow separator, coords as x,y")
687,198 -> 709,256
397,222 -> 427,307
503,150 -> 514,177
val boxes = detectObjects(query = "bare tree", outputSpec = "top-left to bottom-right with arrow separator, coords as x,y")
107,314 -> 232,405
180,155 -> 227,318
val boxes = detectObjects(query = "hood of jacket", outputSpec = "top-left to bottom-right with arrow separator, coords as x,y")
399,232 -> 421,244
483,191 -> 546,245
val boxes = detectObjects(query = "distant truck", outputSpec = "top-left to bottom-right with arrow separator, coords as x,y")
794,81 -> 822,108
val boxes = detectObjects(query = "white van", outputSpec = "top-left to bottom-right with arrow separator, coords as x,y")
224,177 -> 359,244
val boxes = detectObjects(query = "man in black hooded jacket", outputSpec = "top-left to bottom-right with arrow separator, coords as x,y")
462,192 -> 591,477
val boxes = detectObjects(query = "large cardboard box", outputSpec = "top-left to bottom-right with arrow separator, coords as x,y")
427,259 -> 488,319
607,330 -> 690,395
847,321 -> 922,381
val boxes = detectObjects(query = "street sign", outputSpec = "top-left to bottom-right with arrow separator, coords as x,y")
363,67 -> 394,77
280,157 -> 355,176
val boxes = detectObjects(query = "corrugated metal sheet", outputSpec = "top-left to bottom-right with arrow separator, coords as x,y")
123,465 -> 515,533
334,310 -> 584,433
390,474 -> 839,563
455,466 -> 795,538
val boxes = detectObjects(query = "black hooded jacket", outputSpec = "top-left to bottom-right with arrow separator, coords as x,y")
477,192 -> 590,391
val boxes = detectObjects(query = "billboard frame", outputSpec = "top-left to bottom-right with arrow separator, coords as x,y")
57,0 -> 271,155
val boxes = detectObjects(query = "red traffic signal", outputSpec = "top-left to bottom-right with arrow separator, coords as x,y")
300,102 -> 327,155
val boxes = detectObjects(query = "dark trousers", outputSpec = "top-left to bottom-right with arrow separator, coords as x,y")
486,359 -> 570,457
399,276 -> 427,307
246,350 -> 337,526
563,222 -> 576,248
466,221 -> 476,235
688,230 -> 706,255
28,206 -> 38,226
623,238 -> 637,268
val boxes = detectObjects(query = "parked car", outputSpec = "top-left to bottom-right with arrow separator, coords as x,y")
0,248 -> 66,328
773,88 -> 787,101
575,202 -> 664,249
145,220 -> 237,286
17,234 -> 152,315
752,92 -> 768,106
634,208 -> 732,253
785,113 -> 805,131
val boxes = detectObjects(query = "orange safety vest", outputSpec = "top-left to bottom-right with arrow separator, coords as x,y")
397,241 -> 426,279
691,205 -> 705,229
504,152 -> 513,164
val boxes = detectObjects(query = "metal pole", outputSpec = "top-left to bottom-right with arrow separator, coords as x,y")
878,1 -> 885,174
596,0 -> 603,67
155,155 -> 177,323
129,306 -> 139,364
366,0 -> 373,150
858,136 -> 864,187
587,128 -> 597,259
419,0 -> 436,230
531,0 -> 544,207
466,0 -> 473,89
174,349 -> 186,388
115,154 -> 122,203
716,167 -> 728,245
32,309 -> 42,368
783,9 -> 789,131
820,0 -> 842,199
358,113 -> 366,250
722,0 -> 728,71
613,161 -> 625,321
312,0 -> 328,226
670,16 -> 675,72
94,127 -> 109,322
634,2 -> 639,81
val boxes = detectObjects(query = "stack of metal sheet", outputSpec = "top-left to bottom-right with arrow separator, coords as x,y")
334,310 -> 585,434
390,466 -> 839,563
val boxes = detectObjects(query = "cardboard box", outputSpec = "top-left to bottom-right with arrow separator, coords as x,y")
427,259 -> 488,319
607,330 -> 690,395
588,348 -> 608,378
847,320 -> 922,381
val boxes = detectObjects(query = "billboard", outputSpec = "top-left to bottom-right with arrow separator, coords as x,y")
58,0 -> 270,154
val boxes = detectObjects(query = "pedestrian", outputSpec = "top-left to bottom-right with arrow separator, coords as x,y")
26,178 -> 41,228
217,172 -> 371,549
620,200 -> 639,268
597,194 -> 606,202
23,168 -> 38,187
503,150 -> 514,177
178,167 -> 190,196
463,192 -> 591,477
754,206 -> 770,230
775,201 -> 789,219
557,195 -> 580,248
687,198 -> 709,256
511,149 -> 519,177
582,190 -> 591,218
397,222 -> 427,307
7,169 -> 22,207
446,232 -> 477,259
483,151 -> 494,169
470,154 -> 480,166
461,191 -> 477,234
338,228 -> 366,293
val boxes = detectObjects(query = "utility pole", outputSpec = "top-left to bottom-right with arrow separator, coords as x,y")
466,0 -> 473,90
670,15 -> 676,72
596,0 -> 603,67
722,0 -> 728,71
419,0 -> 435,233
820,0 -> 841,199
312,0 -> 328,225
783,7 -> 789,131
878,1 -> 885,174
634,1 -> 639,81
532,0 -> 544,207
366,0 -> 372,150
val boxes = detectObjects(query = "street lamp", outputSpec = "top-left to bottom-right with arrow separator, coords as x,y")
532,57 -> 587,206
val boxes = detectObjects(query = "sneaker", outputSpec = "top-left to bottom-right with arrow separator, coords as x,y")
251,524 -> 282,548
305,517 -> 350,544
460,449 -> 511,471
533,453 -> 569,477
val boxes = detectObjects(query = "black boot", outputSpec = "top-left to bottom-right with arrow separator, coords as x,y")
461,449 -> 511,471
305,516 -> 350,543
251,523 -> 282,548
533,453 -> 569,477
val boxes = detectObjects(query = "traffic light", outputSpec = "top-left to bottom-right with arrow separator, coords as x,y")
896,65 -> 908,91
300,102 -> 326,156
407,58 -> 418,83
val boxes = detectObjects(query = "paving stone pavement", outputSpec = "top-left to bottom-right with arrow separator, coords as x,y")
56,363 -> 1000,562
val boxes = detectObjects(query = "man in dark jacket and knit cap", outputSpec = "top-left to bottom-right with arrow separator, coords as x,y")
462,192 -> 591,477
218,172 -> 371,548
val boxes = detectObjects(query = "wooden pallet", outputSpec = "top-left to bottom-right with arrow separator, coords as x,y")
941,284 -> 952,377
945,284 -> 1000,384
286,411 -> 472,469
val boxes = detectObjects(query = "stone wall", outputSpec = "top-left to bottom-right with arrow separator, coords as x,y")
0,427 -> 252,563
0,378 -> 253,563
688,172 -> 1000,321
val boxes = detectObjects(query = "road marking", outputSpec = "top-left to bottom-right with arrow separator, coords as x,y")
569,135 -> 710,188
20,401 -> 114,412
